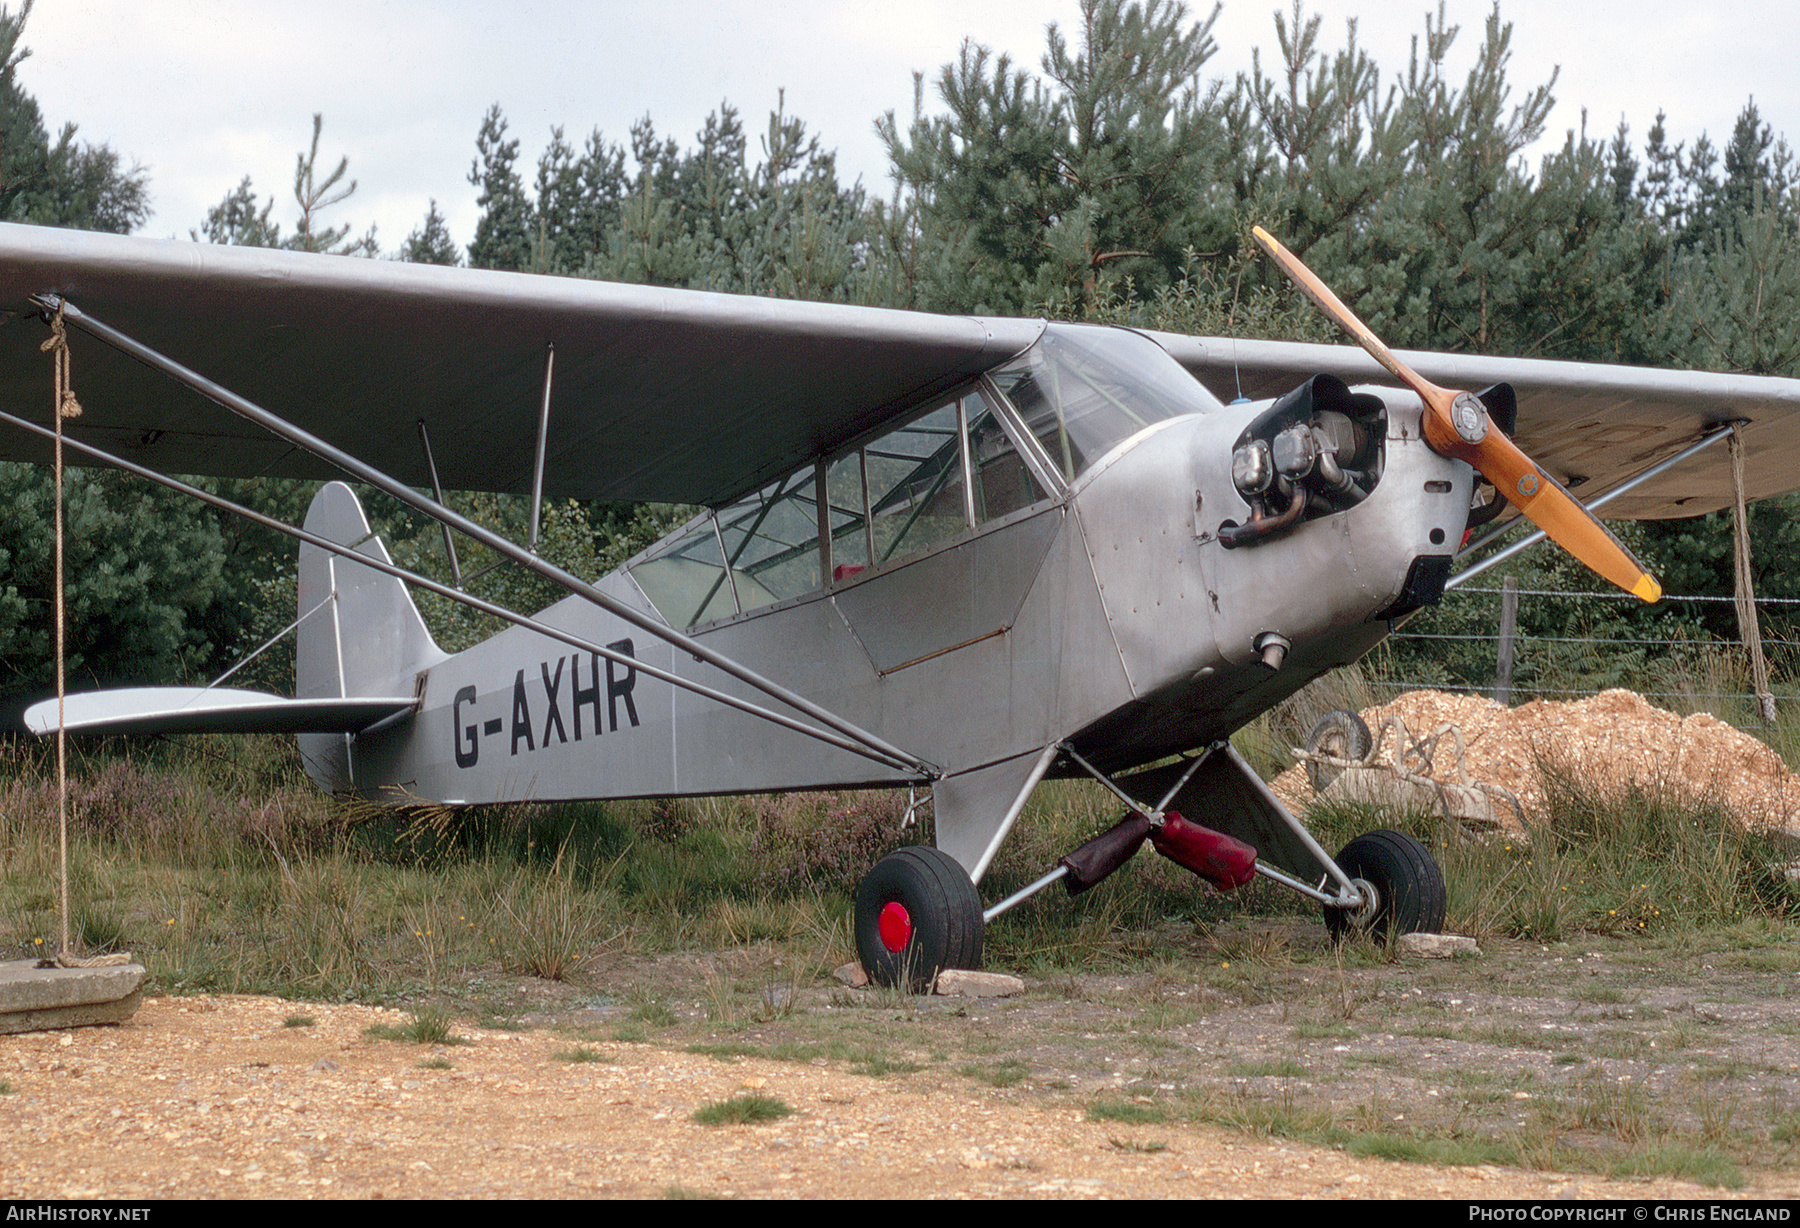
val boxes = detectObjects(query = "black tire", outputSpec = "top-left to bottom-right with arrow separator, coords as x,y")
1305,709 -> 1373,795
854,846 -> 983,992
1322,828 -> 1446,941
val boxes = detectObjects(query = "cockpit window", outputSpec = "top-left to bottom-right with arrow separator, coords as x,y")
631,378 -> 1060,628
630,471 -> 821,626
990,325 -> 1220,481
865,402 -> 965,564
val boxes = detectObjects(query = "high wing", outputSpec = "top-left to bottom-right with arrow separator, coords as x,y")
2,221 -> 1799,522
0,224 -> 1039,507
1156,333 -> 1800,520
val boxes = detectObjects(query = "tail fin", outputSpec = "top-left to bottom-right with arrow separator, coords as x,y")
297,481 -> 446,792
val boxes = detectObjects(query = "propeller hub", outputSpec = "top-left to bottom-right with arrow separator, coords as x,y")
1449,392 -> 1488,445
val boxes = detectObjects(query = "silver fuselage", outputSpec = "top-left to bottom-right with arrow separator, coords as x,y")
318,370 -> 1471,808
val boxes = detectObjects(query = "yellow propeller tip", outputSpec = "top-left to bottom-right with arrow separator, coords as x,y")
1632,575 -> 1663,604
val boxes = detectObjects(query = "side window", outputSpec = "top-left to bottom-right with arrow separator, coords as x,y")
631,470 -> 823,627
715,470 -> 822,613
627,519 -> 737,628
828,388 -> 1050,583
631,383 -> 1056,624
864,402 -> 967,564
824,450 -> 871,581
967,388 -> 1046,522
989,325 -> 1217,482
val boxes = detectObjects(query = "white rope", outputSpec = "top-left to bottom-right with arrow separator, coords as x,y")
40,308 -> 131,970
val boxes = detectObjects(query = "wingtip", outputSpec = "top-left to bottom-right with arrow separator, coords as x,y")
1633,574 -> 1663,604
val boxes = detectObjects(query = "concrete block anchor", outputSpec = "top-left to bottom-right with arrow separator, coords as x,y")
0,957 -> 147,1034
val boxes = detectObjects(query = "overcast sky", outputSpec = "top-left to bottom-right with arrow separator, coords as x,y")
16,1 -> 1800,255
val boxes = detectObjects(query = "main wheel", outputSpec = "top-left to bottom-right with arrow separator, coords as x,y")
1305,709 -> 1373,795
1323,828 -> 1446,941
854,846 -> 983,992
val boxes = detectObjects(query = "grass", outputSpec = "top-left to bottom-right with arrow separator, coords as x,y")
1608,1145 -> 1744,1189
1087,1099 -> 1168,1125
630,1001 -> 678,1027
1226,1058 -> 1309,1078
364,1007 -> 463,1046
490,843 -> 623,981
691,1093 -> 791,1126
283,1013 -> 315,1028
1432,758 -> 1798,944
961,1059 -> 1030,1087
0,735 -> 886,1003
555,1046 -> 611,1063
1192,1086 -> 1345,1142
23,692 -> 1790,1012
1163,1076 -> 1754,1189
850,1054 -> 923,1076
1571,983 -> 1632,1005
4,682 -> 1800,1191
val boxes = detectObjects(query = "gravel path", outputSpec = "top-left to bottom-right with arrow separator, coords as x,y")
0,994 -> 1772,1200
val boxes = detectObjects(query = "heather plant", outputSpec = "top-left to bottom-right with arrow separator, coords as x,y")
745,791 -> 916,895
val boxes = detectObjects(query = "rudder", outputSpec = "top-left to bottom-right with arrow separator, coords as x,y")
297,481 -> 447,792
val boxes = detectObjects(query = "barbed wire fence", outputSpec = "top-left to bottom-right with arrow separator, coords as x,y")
1365,582 -> 1800,727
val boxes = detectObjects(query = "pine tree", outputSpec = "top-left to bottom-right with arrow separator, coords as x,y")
466,105 -> 533,271
879,0 -> 1227,314
290,114 -> 376,255
193,176 -> 281,247
193,116 -> 374,255
401,199 -> 461,265
0,1 -> 147,233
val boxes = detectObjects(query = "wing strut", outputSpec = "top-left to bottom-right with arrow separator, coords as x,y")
528,343 -> 554,555
414,418 -> 463,587
1446,424 -> 1738,591
32,295 -> 939,779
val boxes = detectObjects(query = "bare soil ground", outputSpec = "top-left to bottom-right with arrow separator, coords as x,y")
4,920 -> 1799,1199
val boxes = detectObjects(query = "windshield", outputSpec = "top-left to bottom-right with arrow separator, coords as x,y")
990,325 -> 1222,481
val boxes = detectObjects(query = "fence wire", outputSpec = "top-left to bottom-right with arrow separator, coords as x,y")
1378,583 -> 1797,723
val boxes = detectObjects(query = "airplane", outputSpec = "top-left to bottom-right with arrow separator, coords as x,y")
4,219 -> 1800,990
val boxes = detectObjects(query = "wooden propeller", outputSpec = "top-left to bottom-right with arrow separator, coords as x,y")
1251,226 -> 1661,603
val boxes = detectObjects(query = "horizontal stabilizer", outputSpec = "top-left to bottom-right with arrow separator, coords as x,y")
24,687 -> 417,737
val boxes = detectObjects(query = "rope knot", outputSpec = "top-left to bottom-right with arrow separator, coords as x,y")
38,306 -> 82,419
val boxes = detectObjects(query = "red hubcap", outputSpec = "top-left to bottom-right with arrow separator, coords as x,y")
877,901 -> 913,953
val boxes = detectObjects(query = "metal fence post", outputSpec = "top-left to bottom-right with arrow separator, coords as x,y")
1495,575 -> 1518,706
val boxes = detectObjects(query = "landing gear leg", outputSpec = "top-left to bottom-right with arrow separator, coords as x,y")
854,846 -> 983,992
